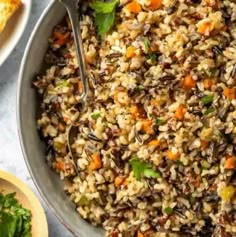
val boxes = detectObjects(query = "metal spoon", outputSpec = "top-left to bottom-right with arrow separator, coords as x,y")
58,0 -> 88,173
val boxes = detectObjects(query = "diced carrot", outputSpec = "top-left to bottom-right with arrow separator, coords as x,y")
183,74 -> 196,90
137,231 -> 145,237
63,116 -> 69,122
126,1 -> 142,13
204,0 -> 216,7
166,150 -> 180,161
174,105 -> 186,120
130,105 -> 139,119
89,153 -> 102,170
123,178 -> 129,186
141,119 -> 154,134
224,157 -> 236,169
148,139 -> 161,147
203,78 -> 216,90
114,90 -> 130,105
114,176 -> 126,187
200,140 -> 209,150
53,31 -> 70,46
148,0 -> 162,11
126,46 -> 136,58
78,81 -> 83,94
54,161 -> 65,171
223,87 -> 236,100
197,21 -> 212,36
130,104 -> 147,119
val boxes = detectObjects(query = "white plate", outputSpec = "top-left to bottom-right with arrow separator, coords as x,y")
0,0 -> 31,66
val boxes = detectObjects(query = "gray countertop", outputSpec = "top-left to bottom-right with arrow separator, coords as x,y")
0,0 -> 73,236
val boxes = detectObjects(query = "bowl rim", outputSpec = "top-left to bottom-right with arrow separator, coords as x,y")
0,0 -> 32,66
0,170 -> 48,236
17,1 -> 79,237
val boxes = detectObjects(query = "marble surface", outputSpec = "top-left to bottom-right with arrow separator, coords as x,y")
0,0 -> 73,236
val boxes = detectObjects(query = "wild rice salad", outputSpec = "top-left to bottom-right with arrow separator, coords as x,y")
34,0 -> 236,236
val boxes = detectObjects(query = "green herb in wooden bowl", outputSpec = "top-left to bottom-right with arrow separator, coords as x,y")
0,192 -> 32,237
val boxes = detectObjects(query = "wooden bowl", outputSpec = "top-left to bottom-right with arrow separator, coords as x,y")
0,170 -> 48,237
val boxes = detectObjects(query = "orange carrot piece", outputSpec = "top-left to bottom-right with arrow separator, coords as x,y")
148,0 -> 162,11
166,150 -> 180,161
114,176 -> 126,187
54,161 -> 65,171
198,21 -> 212,35
148,139 -> 161,147
126,46 -> 136,58
63,116 -> 69,122
137,231 -> 145,237
130,105 -> 147,119
174,105 -> 186,120
114,90 -> 129,105
126,1 -> 142,13
224,157 -> 236,169
53,31 -> 70,46
141,119 -> 154,134
203,78 -> 216,90
89,154 -> 102,170
183,74 -> 196,90
223,87 -> 236,100
200,140 -> 209,150
130,105 -> 139,119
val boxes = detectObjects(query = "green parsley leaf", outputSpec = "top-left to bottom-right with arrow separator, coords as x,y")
200,160 -> 211,169
204,107 -> 215,115
91,112 -> 101,120
143,169 -> 161,178
0,192 -> 32,237
130,158 -> 161,181
164,207 -> 173,215
143,37 -> 150,54
201,95 -> 214,105
137,85 -> 144,91
95,11 -> 115,35
150,53 -> 157,63
190,195 -> 196,204
90,0 -> 119,13
90,0 -> 119,35
155,118 -> 163,125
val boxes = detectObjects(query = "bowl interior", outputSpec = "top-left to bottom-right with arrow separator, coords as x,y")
18,2 -> 104,237
0,171 -> 48,237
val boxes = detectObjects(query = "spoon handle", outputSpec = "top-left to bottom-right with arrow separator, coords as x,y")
59,0 -> 88,101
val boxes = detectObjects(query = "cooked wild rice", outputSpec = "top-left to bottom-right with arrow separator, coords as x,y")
34,0 -> 236,236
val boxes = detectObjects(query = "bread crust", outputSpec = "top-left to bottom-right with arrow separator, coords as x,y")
0,0 -> 22,33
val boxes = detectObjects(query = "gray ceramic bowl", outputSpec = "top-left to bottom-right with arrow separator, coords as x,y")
17,1 -> 104,237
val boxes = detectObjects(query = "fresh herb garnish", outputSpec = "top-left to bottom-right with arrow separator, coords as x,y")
150,54 -> 158,63
130,158 -> 161,181
91,112 -> 101,120
137,85 -> 144,91
155,118 -> 163,125
0,192 -> 32,237
143,37 -> 158,63
143,37 -> 150,54
201,95 -> 214,105
204,107 -> 215,115
57,80 -> 69,88
90,0 -> 119,35
164,207 -> 173,215
201,160 -> 211,169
